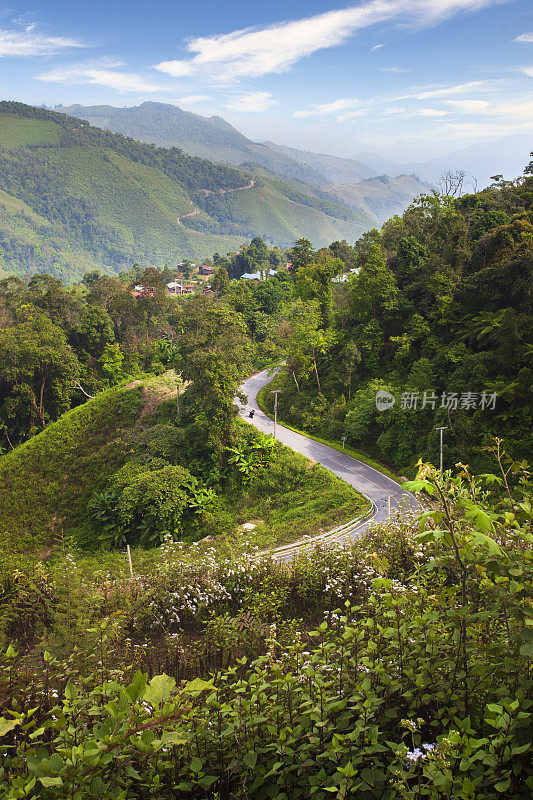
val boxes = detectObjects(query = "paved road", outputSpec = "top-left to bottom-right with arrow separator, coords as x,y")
238,369 -> 416,551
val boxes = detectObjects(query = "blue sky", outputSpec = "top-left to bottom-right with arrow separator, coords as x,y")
1,0 -> 532,159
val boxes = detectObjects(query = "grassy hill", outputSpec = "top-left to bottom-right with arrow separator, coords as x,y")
0,373 -> 367,558
0,102 -> 373,280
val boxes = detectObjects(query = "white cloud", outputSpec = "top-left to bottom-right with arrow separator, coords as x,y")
415,108 -> 448,116
395,79 -> 487,100
380,65 -> 412,72
446,98 -> 490,111
294,97 -> 361,118
489,99 -> 533,119
175,94 -> 209,104
224,91 -> 277,112
445,97 -> 533,119
155,0 -> 500,82
152,59 -> 194,77
0,23 -> 84,57
370,43 -> 384,51
522,65 -> 533,77
36,59 -> 165,92
338,109 -> 366,121
386,106 -> 449,118
514,32 -> 533,43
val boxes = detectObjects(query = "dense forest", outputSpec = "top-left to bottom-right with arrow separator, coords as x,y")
1,165 -> 531,474
256,171 -> 533,474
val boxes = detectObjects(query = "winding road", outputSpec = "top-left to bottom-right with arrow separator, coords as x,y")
239,369 -> 416,559
177,180 -> 256,225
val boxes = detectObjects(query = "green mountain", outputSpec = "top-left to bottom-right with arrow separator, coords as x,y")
56,101 -> 328,186
0,102 -> 374,281
263,140 -> 378,184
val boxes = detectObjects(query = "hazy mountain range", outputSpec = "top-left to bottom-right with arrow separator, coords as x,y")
0,102 -> 376,281
56,101 -> 530,199
56,102 -> 431,222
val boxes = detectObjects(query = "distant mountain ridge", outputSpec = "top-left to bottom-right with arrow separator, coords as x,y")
0,101 -> 374,281
263,141 -> 378,184
55,101 -> 529,195
55,102 -> 328,187
353,135 -> 532,189
55,101 -> 438,227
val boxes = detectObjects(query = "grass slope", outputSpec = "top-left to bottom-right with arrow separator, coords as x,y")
0,103 -> 374,281
0,114 -> 60,147
0,374 -> 368,557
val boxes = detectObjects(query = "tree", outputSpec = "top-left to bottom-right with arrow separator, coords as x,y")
174,298 -> 252,458
133,268 -> 168,347
28,275 -> 82,329
0,313 -> 79,440
71,306 -> 115,359
351,242 -> 399,324
211,267 -> 229,296
294,250 -> 343,327
438,169 -> 466,197
280,299 -> 335,394
340,340 -> 361,399
288,239 -> 314,273
329,240 -> 356,269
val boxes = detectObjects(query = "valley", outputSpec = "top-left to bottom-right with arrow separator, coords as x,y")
0,103 -> 374,281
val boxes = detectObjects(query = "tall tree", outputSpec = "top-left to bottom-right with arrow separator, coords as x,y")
0,313 -> 80,441
174,298 -> 251,458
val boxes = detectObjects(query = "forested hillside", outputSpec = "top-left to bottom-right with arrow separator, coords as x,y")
57,101 -> 329,186
322,174 -> 431,223
257,171 -> 533,474
0,102 -> 373,281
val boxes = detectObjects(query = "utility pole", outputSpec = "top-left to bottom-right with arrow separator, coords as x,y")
126,544 -> 134,579
435,426 -> 448,473
270,390 -> 282,438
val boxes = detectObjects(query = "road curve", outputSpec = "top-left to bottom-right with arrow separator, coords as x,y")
238,369 -> 416,553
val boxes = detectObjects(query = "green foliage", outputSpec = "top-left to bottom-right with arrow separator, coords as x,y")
0,378 -> 147,553
263,177 -> 533,474
0,311 -> 80,439
0,367 -> 366,555
0,459 -> 531,797
116,465 -> 197,546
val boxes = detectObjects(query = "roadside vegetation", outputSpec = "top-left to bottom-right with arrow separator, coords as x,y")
0,455 -> 531,797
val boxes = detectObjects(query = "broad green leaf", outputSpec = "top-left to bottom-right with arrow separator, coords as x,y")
0,717 -> 20,737
143,673 -> 176,707
161,731 -> 188,746
183,678 -> 216,693
402,479 -> 437,496
39,777 -> 63,787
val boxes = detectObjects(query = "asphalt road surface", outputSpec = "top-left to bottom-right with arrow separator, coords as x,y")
238,369 -> 416,550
